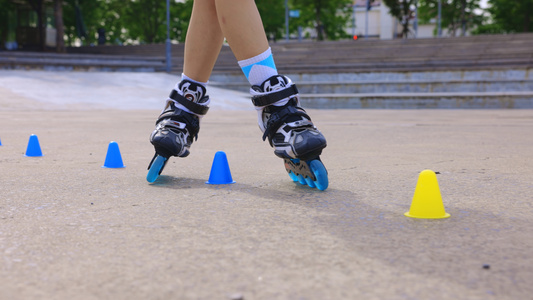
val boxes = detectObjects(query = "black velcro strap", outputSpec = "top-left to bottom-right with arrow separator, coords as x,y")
157,108 -> 201,141
169,90 -> 209,115
262,104 -> 310,143
252,84 -> 299,107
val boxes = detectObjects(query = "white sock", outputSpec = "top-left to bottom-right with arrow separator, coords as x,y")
180,73 -> 208,89
238,47 -> 278,86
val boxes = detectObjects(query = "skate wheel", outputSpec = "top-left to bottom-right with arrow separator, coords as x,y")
308,159 -> 328,191
147,155 -> 167,183
285,158 -> 328,190
298,174 -> 307,185
305,177 -> 316,188
288,171 -> 299,182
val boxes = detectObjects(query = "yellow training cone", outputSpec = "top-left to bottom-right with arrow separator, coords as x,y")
405,170 -> 450,219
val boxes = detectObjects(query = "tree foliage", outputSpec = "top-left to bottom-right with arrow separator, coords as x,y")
418,0 -> 483,36
256,0 -> 285,41
474,0 -> 533,34
384,0 -> 483,37
122,0 -> 193,44
3,0 -> 383,50
382,0 -> 418,38
26,0 -> 46,49
54,0 -> 65,52
59,0 -> 193,46
0,0 -> 18,44
289,0 -> 353,40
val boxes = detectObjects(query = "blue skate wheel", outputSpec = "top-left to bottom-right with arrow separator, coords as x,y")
288,171 -> 299,182
308,159 -> 328,191
305,176 -> 316,188
147,155 -> 167,183
298,174 -> 307,185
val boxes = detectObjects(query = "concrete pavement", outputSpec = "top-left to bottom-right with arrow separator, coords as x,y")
1,70 -> 533,299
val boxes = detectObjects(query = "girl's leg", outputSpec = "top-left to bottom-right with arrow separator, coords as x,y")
183,0 -> 225,82
213,0 -> 269,61
214,0 -> 277,86
214,0 -> 327,162
150,1 -> 223,160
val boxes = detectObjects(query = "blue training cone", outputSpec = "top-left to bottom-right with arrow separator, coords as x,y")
0,137 -> 2,146
102,141 -> 125,168
25,134 -> 43,157
206,151 -> 235,184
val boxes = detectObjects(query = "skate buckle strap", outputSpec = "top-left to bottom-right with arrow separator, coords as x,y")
262,104 -> 310,143
157,108 -> 201,141
252,84 -> 299,107
169,90 -> 209,115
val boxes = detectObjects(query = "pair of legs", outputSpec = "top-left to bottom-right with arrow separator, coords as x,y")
150,0 -> 326,161
148,0 -> 328,189
183,0 -> 269,82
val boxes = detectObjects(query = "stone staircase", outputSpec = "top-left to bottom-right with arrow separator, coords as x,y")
0,49 -> 166,72
208,34 -> 533,108
1,33 -> 532,108
209,69 -> 533,109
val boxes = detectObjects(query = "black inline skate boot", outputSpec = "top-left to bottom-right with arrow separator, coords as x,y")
251,75 -> 328,190
147,80 -> 209,182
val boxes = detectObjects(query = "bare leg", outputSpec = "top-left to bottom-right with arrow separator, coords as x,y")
213,0 -> 326,165
150,0 -> 327,190
149,1 -> 221,162
184,0 -> 270,80
214,0 -> 270,61
183,0 -> 225,82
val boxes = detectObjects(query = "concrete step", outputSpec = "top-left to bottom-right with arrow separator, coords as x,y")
210,68 -> 533,108
64,33 -> 533,74
298,91 -> 533,109
210,68 -> 532,83
0,51 -> 166,72
211,79 -> 533,94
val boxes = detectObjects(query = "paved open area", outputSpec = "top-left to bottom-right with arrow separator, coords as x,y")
1,70 -> 533,299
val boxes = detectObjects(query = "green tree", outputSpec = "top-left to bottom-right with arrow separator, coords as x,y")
382,0 -> 417,38
54,0 -> 65,52
0,0 -> 64,51
61,0 -> 192,46
62,0 -> 111,46
256,0 -> 285,41
290,0 -> 352,40
170,0 -> 193,43
123,0 -> 167,44
26,0 -> 46,49
418,0 -> 483,36
475,0 -> 533,34
0,0 -> 18,48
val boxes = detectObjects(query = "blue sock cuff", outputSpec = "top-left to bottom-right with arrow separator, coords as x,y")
241,54 -> 277,81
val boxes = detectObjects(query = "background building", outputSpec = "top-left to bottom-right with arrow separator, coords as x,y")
350,0 -> 466,40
